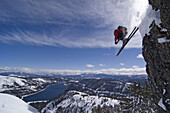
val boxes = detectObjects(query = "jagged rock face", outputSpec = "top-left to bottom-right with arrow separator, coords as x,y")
149,0 -> 170,38
143,0 -> 170,112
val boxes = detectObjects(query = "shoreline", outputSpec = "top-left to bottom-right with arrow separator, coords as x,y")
27,100 -> 48,104
21,84 -> 49,100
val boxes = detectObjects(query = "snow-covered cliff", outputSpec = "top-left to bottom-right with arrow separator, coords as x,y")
139,0 -> 170,112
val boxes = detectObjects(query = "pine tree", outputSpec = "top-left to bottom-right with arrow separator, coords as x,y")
120,81 -> 158,113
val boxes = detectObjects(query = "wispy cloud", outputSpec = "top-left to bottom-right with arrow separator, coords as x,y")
0,0 -> 148,48
0,0 -> 118,27
132,65 -> 140,69
0,66 -> 146,75
0,29 -> 114,48
137,54 -> 144,59
99,64 -> 105,67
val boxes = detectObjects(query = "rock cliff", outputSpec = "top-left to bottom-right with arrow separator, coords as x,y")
142,0 -> 170,112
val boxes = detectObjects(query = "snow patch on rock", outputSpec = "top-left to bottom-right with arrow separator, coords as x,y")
158,37 -> 170,43
158,98 -> 166,111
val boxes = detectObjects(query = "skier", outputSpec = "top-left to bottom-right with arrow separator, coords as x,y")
115,26 -> 139,56
114,26 -> 128,45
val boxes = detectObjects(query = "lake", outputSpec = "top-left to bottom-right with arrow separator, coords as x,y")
23,83 -> 67,102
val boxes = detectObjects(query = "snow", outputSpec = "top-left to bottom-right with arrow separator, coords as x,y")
43,91 -> 119,113
33,78 -> 46,82
139,5 -> 161,38
60,91 -> 119,109
69,80 -> 79,83
122,82 -> 132,92
165,99 -> 170,105
158,37 -> 170,43
163,89 -> 166,95
158,98 -> 166,111
129,0 -> 149,29
161,28 -> 167,32
0,93 -> 39,113
0,76 -> 26,92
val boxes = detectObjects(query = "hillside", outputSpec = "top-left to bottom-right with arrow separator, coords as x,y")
0,93 -> 39,113
0,75 -> 58,98
41,91 -> 120,113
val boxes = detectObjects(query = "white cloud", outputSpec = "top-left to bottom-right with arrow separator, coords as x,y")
99,64 -> 105,67
86,64 -> 94,68
137,54 -> 144,58
120,63 -> 125,66
1,0 -> 148,27
132,65 -> 139,69
0,66 -> 146,75
0,0 -> 149,48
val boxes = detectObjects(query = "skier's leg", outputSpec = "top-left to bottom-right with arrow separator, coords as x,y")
123,38 -> 128,44
118,33 -> 124,40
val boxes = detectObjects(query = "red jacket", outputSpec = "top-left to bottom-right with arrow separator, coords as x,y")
114,29 -> 123,44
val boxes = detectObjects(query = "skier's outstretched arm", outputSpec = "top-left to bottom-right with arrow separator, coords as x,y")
114,34 -> 119,44
115,39 -> 119,44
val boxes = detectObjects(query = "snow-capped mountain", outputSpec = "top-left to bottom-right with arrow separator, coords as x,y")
41,91 -> 120,113
0,93 -> 39,113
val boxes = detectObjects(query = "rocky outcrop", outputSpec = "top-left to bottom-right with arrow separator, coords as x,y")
142,0 -> 170,112
149,0 -> 170,36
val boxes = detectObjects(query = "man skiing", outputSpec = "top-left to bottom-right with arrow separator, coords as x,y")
114,26 -> 128,45
115,26 -> 139,56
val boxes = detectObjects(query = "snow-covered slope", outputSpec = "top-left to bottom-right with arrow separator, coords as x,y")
122,82 -> 132,92
0,75 -> 54,98
0,93 -> 39,113
0,76 -> 26,92
42,91 -> 120,113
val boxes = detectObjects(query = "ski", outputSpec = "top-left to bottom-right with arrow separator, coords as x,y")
116,27 -> 139,56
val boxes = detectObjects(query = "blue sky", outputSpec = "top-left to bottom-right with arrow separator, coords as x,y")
0,0 -> 148,74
